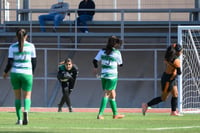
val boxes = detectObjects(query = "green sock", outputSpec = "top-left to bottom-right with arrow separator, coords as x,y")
15,99 -> 22,120
109,99 -> 118,116
98,97 -> 108,116
24,98 -> 31,112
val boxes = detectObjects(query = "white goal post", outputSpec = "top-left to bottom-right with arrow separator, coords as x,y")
178,26 -> 200,113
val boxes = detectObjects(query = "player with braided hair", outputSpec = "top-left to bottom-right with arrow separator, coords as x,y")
142,43 -> 183,116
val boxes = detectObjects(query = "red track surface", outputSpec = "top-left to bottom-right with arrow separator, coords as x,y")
0,107 -> 170,113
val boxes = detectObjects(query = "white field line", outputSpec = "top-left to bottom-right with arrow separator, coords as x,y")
147,126 -> 200,130
0,126 -> 200,131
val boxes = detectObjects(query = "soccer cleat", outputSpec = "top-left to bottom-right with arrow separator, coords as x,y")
58,104 -> 62,112
58,107 -> 62,112
23,112 -> 28,125
113,114 -> 125,119
97,115 -> 104,120
16,120 -> 22,125
170,111 -> 183,116
142,103 -> 148,116
69,107 -> 73,112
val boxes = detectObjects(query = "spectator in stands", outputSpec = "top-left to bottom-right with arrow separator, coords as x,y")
3,28 -> 37,125
57,58 -> 78,112
77,0 -> 95,33
93,36 -> 125,119
38,0 -> 69,32
142,43 -> 183,116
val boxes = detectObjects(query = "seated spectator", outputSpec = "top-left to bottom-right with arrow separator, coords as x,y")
38,0 -> 69,32
77,0 -> 95,33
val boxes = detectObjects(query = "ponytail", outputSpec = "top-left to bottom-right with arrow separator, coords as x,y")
16,29 -> 27,53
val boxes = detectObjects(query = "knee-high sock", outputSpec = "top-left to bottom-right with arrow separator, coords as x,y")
171,97 -> 177,111
147,97 -> 162,107
24,98 -> 31,112
15,99 -> 22,120
109,99 -> 118,116
98,97 -> 108,116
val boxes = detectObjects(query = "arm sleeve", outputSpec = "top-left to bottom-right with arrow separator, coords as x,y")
68,69 -> 78,89
176,67 -> 182,75
4,58 -> 13,73
93,59 -> 98,68
119,64 -> 123,67
93,50 -> 102,68
31,58 -> 37,74
91,1 -> 95,16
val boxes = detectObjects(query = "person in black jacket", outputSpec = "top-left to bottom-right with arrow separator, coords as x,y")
77,0 -> 95,33
57,58 -> 78,112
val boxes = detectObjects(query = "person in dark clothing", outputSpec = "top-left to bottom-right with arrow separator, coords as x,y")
57,58 -> 78,112
142,43 -> 183,116
77,0 -> 95,33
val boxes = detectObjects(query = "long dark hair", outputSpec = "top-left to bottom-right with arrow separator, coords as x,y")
104,36 -> 122,55
16,28 -> 27,53
165,43 -> 182,62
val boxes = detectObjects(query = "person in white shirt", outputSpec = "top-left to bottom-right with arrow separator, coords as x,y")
93,36 -> 125,120
3,28 -> 37,125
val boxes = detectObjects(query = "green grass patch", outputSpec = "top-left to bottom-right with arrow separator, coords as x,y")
0,112 -> 199,133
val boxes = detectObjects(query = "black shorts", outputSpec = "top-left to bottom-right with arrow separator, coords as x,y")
161,72 -> 177,92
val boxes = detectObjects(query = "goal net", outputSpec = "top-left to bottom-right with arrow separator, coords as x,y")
178,26 -> 200,113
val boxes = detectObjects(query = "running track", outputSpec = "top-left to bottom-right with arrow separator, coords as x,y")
0,107 -> 170,113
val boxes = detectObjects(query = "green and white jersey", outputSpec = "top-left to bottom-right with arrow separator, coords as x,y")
8,41 -> 36,75
95,48 -> 122,79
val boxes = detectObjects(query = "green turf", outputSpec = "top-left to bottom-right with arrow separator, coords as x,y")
0,112 -> 199,133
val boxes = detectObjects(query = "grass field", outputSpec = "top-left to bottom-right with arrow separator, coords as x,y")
0,110 -> 200,133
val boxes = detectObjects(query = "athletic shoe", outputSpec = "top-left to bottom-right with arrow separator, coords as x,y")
97,115 -> 104,120
58,104 -> 62,112
23,112 -> 28,125
113,114 -> 125,119
142,103 -> 148,116
16,120 -> 22,125
170,111 -> 183,116
69,107 -> 73,112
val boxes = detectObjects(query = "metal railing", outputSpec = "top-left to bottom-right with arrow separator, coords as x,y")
1,8 -> 200,106
1,8 -> 200,48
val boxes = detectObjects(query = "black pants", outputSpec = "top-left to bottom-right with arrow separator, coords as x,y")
58,82 -> 72,108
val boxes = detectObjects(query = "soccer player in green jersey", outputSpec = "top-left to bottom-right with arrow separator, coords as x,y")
3,29 -> 37,125
93,36 -> 125,119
